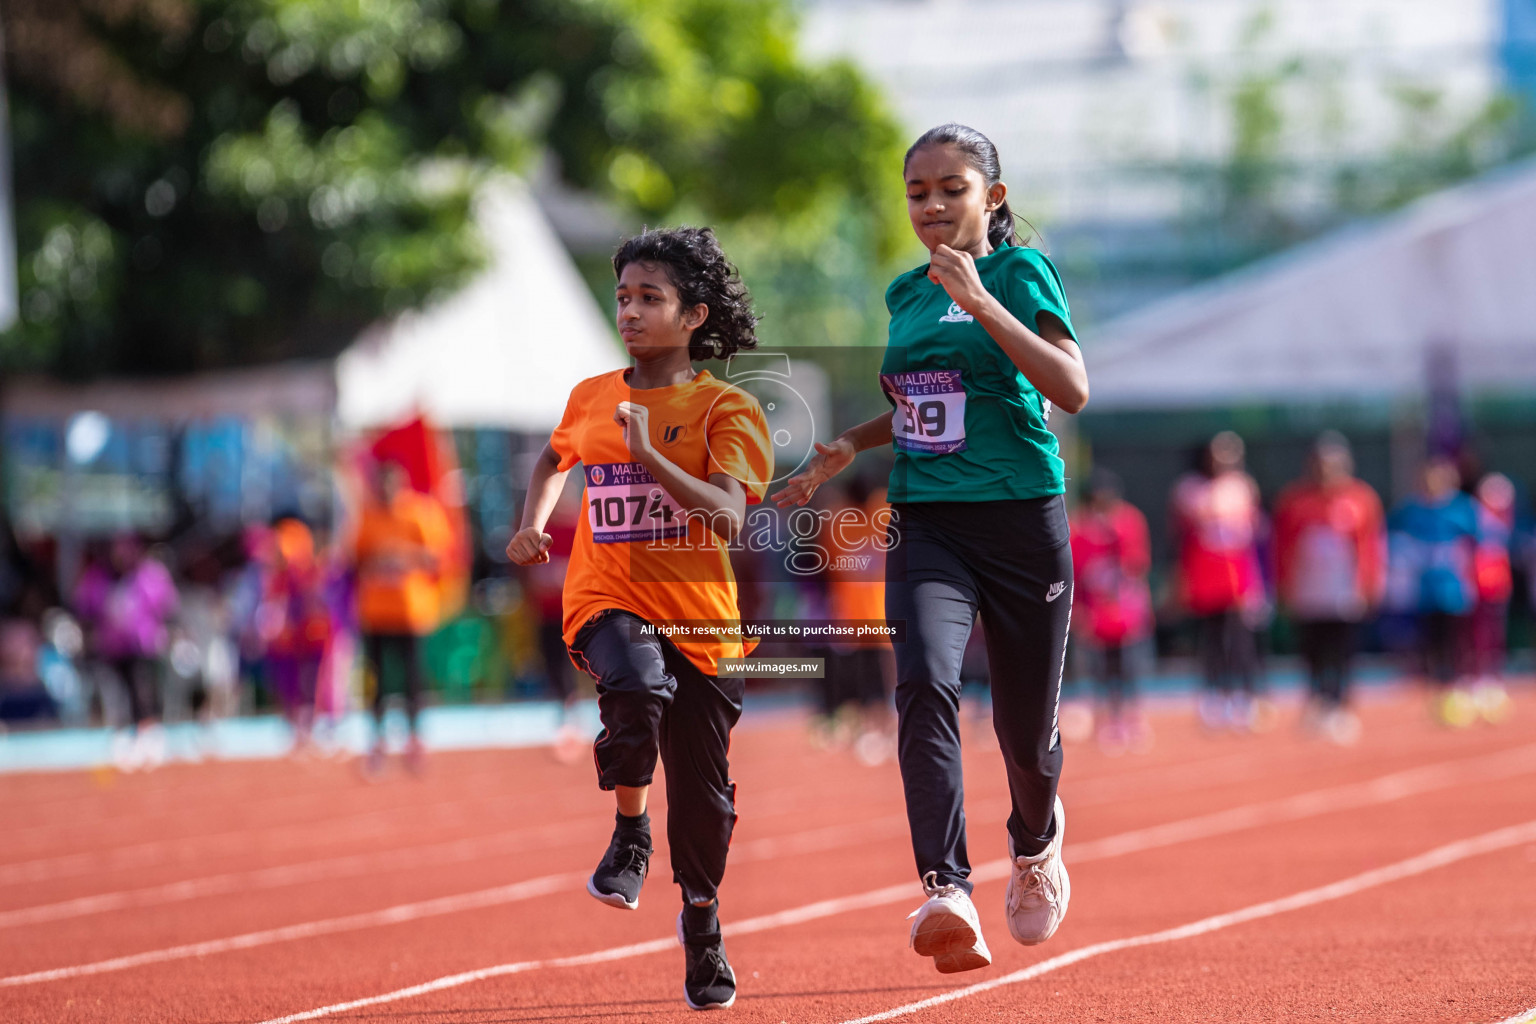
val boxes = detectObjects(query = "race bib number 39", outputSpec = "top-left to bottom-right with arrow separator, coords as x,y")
584,462 -> 686,544
881,370 -> 967,454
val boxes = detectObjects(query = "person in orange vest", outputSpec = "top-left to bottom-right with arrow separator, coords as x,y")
820,478 -> 896,765
352,458 -> 452,775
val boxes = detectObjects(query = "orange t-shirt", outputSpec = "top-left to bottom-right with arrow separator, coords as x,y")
353,490 -> 453,635
826,493 -> 890,624
550,368 -> 773,674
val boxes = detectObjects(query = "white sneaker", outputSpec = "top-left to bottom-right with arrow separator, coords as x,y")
907,871 -> 992,974
1322,708 -> 1362,746
1005,796 -> 1071,945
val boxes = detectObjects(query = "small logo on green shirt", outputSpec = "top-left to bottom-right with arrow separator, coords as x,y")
938,301 -> 974,324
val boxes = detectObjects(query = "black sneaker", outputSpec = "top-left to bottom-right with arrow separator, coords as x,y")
587,814 -> 652,910
676,902 -> 737,1011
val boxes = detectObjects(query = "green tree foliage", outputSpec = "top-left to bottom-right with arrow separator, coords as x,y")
1,0 -> 905,375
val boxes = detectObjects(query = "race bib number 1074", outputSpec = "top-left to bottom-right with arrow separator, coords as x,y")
584,462 -> 686,544
881,370 -> 968,454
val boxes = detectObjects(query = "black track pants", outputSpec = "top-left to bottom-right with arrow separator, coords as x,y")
886,497 -> 1073,894
363,632 -> 423,732
1197,610 -> 1258,694
1297,619 -> 1356,705
571,609 -> 743,904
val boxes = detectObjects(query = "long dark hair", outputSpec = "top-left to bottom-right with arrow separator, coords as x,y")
612,227 -> 760,361
903,123 -> 1035,251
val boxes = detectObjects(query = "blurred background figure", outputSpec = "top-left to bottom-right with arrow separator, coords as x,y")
1273,432 -> 1386,745
520,488 -> 584,763
73,536 -> 179,769
1468,471 -> 1516,721
37,609 -> 88,726
228,526 -> 277,718
0,618 -> 56,727
351,459 -> 452,776
174,543 -> 241,751
1070,468 -> 1154,754
313,531 -> 358,754
1387,457 -> 1482,727
1170,431 -> 1269,732
262,518 -> 331,755
820,478 -> 895,766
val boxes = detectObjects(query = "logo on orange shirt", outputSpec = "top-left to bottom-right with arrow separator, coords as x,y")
660,424 -> 688,448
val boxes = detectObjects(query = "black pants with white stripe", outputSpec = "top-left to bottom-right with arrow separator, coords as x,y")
570,609 -> 743,905
886,496 -> 1073,894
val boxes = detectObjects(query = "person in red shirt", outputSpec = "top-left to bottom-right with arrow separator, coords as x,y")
1273,433 -> 1385,744
1170,431 -> 1268,730
1468,470 -> 1515,721
1070,469 -> 1154,753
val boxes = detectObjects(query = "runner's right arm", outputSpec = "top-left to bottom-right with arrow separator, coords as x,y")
508,442 -> 570,565
771,413 -> 893,508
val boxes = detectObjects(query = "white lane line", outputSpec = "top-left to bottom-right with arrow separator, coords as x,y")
836,820 -> 1536,1024
0,872 -> 583,988
0,806 -> 902,930
11,740 -> 1535,987
1063,742 -> 1536,865
0,800 -> 484,889
0,815 -> 604,929
14,739 -> 1533,930
1493,1007 -> 1536,1024
253,877 -> 929,1024
257,818 -> 1536,1024
0,773 -> 602,888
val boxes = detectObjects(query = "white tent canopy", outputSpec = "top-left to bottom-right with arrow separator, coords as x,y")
2,362 -> 334,421
1085,158 -> 1536,410
337,179 -> 623,431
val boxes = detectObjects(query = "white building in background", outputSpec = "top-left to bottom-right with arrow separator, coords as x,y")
801,0 -> 1503,225
336,179 -> 623,434
801,1 -> 1520,321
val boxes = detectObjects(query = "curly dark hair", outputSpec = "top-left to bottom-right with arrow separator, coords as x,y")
611,227 -> 760,361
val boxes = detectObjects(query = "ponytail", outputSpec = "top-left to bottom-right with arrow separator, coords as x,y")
988,199 -> 1018,250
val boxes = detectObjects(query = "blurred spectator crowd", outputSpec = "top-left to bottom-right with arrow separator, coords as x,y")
1,425 -> 1530,768
1068,431 -> 1531,751
0,443 -> 471,774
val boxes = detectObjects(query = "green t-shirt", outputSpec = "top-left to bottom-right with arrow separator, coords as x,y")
880,243 -> 1077,504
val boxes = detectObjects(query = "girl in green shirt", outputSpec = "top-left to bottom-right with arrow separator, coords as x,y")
775,123 -> 1088,973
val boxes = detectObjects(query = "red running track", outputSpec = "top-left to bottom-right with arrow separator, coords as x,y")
1,685 -> 1534,1023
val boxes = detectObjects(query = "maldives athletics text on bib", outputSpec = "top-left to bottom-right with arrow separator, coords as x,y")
584,462 -> 686,544
881,370 -> 968,454
880,243 -> 1079,504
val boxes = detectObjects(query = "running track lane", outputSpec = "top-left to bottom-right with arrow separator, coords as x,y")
6,738 -> 1532,932
265,820 -> 1536,1024
5,737 -> 1534,983
4,689 -> 1533,1021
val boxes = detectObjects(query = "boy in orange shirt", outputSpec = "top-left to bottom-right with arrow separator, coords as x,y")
508,227 -> 771,1011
